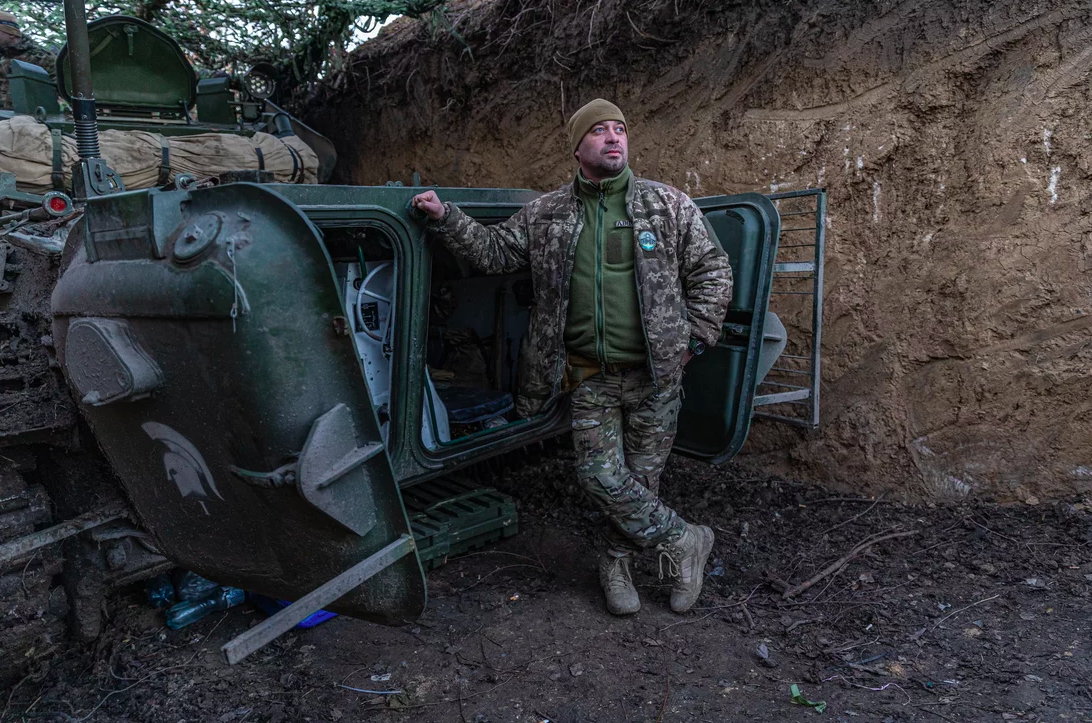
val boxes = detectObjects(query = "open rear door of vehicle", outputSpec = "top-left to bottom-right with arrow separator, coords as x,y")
51,183 -> 425,646
674,193 -> 781,463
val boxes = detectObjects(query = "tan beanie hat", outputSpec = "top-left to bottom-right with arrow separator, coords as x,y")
0,12 -> 21,39
567,99 -> 626,154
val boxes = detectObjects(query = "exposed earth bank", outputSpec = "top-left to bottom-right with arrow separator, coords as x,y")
309,0 -> 1092,502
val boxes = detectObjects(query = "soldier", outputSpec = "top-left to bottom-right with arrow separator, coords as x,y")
0,12 -> 55,109
412,99 -> 733,615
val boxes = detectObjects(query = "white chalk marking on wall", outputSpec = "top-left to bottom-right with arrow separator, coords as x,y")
684,169 -> 702,195
911,437 -> 935,456
944,476 -> 972,497
1048,166 -> 1061,204
856,155 -> 864,170
872,180 -> 881,223
1042,128 -> 1053,157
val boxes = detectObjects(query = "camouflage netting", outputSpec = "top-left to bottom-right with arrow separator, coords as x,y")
0,115 -> 318,193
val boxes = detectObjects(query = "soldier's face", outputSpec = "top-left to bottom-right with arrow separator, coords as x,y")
575,121 -> 628,180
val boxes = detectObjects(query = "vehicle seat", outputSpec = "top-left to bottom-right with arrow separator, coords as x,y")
433,385 -> 513,424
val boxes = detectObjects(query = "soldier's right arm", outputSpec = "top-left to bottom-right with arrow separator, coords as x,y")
411,190 -> 531,275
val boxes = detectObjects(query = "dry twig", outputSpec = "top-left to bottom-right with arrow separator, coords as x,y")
456,563 -> 542,592
741,603 -> 755,630
806,496 -> 888,505
63,653 -> 199,722
819,494 -> 885,536
659,609 -> 718,632
459,550 -> 546,571
392,675 -> 515,711
918,706 -> 959,723
625,11 -> 672,44
822,675 -> 911,705
930,594 -> 1000,631
782,529 -> 919,600
655,671 -> 670,723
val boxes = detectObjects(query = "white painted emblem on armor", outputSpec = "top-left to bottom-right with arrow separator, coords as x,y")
142,422 -> 223,503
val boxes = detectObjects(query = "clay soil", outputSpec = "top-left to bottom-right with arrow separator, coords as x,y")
5,457 -> 1090,722
310,0 -> 1092,502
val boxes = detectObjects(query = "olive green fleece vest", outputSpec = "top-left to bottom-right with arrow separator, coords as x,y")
564,166 -> 647,366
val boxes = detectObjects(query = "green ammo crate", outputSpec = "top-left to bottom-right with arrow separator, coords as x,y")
410,514 -> 450,569
405,478 -> 518,570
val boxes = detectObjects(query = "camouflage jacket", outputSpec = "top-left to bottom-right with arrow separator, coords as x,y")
429,175 -> 733,417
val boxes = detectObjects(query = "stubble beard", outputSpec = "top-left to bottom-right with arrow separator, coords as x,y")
591,148 -> 627,177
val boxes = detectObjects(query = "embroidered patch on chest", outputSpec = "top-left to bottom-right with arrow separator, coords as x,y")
614,220 -> 632,228
638,231 -> 657,251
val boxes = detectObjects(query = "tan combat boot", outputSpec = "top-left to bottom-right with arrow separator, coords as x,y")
656,522 -> 715,613
598,550 -> 641,615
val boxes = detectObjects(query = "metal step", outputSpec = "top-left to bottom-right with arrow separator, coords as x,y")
405,478 -> 518,570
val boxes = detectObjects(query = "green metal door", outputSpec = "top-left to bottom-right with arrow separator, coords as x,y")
674,193 -> 781,463
270,183 -> 567,487
51,182 -> 425,624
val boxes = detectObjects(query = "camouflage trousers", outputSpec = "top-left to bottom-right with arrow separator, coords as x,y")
570,367 -> 686,553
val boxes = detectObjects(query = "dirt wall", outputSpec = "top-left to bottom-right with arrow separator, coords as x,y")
309,0 -> 1092,502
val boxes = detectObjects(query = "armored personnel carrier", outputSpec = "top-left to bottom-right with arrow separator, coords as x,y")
0,5 -> 337,677
1,0 -> 827,675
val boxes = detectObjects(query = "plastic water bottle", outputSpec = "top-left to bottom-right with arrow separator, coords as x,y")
173,570 -> 220,602
144,573 -> 176,609
166,586 -> 245,630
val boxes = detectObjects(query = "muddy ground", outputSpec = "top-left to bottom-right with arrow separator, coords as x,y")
311,0 -> 1092,501
4,456 -> 1089,722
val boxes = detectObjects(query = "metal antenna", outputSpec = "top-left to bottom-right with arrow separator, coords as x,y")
62,0 -> 122,198
62,0 -> 100,160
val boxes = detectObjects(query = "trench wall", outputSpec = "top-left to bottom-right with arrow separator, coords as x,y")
310,0 -> 1092,501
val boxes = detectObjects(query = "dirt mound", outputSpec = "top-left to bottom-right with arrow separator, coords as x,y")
310,0 -> 1092,502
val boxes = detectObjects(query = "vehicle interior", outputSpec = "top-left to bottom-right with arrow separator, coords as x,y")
323,225 -> 535,452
